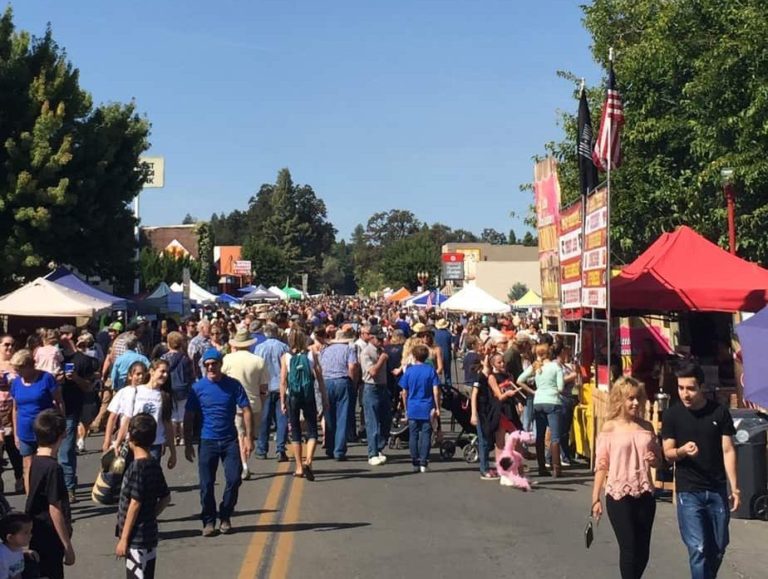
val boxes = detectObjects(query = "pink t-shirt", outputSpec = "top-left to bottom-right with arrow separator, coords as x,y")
595,429 -> 661,499
34,345 -> 63,375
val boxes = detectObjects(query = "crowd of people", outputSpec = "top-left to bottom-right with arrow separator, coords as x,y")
0,296 -> 743,578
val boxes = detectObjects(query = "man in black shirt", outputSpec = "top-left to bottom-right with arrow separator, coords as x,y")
661,360 -> 739,579
57,326 -> 97,504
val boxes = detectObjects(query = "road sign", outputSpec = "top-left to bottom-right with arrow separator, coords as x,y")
139,156 -> 165,188
441,252 -> 465,280
233,260 -> 252,275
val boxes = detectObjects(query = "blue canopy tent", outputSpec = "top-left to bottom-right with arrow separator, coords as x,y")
735,311 -> 768,408
44,267 -> 128,310
237,285 -> 258,294
216,293 -> 241,305
410,290 -> 450,308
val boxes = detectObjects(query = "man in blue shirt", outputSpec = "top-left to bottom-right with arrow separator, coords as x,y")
253,323 -> 290,461
109,336 -> 150,391
184,348 -> 253,537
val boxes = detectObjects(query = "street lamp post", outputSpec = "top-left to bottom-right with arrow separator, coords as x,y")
417,271 -> 430,292
721,168 -> 737,255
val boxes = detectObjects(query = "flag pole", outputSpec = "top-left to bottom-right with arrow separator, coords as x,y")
606,47 -> 614,387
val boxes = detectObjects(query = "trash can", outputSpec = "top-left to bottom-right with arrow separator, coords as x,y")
731,409 -> 768,520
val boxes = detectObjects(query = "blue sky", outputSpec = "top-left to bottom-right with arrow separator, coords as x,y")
12,0 -> 602,241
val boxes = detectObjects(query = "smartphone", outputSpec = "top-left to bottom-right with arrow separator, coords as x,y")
64,362 -> 75,373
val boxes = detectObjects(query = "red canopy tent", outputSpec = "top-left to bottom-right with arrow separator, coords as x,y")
611,226 -> 768,313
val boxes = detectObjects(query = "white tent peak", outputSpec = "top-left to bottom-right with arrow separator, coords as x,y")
170,281 -> 217,303
0,277 -> 112,317
440,284 -> 511,314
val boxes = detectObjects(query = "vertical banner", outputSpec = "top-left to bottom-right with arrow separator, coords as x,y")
559,202 -> 582,314
582,187 -> 608,308
534,157 -> 561,308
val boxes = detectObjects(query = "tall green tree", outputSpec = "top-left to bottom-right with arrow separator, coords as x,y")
379,230 -> 441,290
195,221 -> 215,289
480,228 -> 507,245
241,237 -> 289,288
0,10 -> 149,291
139,248 -> 200,292
365,209 -> 422,247
543,0 -> 768,264
522,231 -> 537,247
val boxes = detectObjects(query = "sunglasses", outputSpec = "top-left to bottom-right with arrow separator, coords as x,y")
203,361 -> 220,368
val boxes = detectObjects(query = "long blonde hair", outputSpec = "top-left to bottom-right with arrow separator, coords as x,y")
607,376 -> 647,421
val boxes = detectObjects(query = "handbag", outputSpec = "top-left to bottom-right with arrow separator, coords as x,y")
109,386 -> 138,474
584,516 -> 595,549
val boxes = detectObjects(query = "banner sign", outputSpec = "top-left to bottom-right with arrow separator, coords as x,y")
233,260 -> 252,276
441,252 -> 465,280
559,202 -> 582,310
534,158 -> 561,307
582,188 -> 607,308
139,156 -> 165,188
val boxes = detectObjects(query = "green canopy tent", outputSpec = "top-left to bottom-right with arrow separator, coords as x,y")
282,285 -> 303,300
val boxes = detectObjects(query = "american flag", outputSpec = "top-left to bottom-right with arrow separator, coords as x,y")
592,63 -> 624,172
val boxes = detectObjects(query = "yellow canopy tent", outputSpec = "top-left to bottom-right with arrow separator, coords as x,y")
513,289 -> 542,308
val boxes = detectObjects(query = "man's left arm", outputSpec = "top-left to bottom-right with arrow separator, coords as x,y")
722,434 -> 740,512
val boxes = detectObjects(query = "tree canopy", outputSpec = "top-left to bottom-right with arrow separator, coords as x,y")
543,0 -> 768,265
0,9 -> 149,291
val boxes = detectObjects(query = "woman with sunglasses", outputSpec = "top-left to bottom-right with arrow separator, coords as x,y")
0,335 -> 24,493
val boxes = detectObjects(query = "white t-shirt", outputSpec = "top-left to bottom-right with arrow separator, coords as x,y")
107,385 -> 134,414
115,385 -> 166,446
0,543 -> 24,578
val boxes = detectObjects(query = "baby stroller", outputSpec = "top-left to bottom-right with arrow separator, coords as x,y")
438,383 -> 479,462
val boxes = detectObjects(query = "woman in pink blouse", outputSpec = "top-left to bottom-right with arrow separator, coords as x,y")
591,377 -> 661,579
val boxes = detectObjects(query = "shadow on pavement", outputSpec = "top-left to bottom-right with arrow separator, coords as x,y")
158,521 -> 370,541
160,508 -> 277,523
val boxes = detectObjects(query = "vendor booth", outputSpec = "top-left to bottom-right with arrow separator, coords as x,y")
241,285 -> 281,302
385,287 -> 412,303
44,267 -> 128,310
170,281 -> 217,304
512,289 -> 542,309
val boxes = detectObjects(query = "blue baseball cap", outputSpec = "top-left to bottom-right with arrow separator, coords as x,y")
202,348 -> 223,363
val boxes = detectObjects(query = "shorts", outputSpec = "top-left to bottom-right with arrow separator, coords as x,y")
235,409 -> 260,439
127,546 -> 157,579
171,398 -> 186,423
18,439 -> 37,457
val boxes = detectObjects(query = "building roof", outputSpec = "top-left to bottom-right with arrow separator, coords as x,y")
441,243 -> 538,262
141,225 -> 199,259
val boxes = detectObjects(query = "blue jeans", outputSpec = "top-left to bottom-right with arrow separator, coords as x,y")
198,437 -> 242,526
546,394 -> 578,463
533,403 -> 562,443
363,384 -> 391,458
522,396 -> 535,434
476,421 -> 490,474
677,489 -> 730,579
324,378 -> 350,459
256,391 -> 288,456
58,414 -> 80,491
408,419 -> 432,466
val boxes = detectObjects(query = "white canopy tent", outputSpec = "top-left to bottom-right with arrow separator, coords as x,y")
268,286 -> 289,300
440,284 -> 511,314
0,278 -> 113,317
170,281 -> 217,304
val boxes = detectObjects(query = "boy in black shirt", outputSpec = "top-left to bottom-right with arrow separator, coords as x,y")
661,360 -> 739,579
24,409 -> 74,579
115,413 -> 171,579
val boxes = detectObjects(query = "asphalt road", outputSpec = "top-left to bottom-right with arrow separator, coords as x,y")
3,431 -> 767,578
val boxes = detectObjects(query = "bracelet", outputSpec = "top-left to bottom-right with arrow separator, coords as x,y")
591,499 -> 601,508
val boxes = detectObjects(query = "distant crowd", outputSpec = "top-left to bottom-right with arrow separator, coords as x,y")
0,296 -> 741,579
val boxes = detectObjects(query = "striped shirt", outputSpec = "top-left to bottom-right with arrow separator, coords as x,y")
319,342 -> 357,380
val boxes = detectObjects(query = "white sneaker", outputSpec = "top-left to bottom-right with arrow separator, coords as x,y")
368,456 -> 384,466
377,453 -> 388,464
419,466 -> 428,473
241,464 -> 250,480
76,439 -> 85,454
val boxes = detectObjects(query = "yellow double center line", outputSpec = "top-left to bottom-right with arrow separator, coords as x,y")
238,462 -> 305,579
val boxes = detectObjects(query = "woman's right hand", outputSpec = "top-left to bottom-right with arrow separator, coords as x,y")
591,499 -> 602,522
470,413 -> 478,426
14,436 -> 20,451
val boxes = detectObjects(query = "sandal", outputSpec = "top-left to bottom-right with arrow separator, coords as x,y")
293,471 -> 305,478
303,463 -> 315,482
480,471 -> 500,481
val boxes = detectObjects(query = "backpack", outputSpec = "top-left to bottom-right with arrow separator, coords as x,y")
165,352 -> 192,401
288,352 -> 314,402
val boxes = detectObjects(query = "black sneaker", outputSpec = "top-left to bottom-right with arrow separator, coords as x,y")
276,452 -> 289,462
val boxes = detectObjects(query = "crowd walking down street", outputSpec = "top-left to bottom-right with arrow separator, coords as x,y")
0,298 -> 764,579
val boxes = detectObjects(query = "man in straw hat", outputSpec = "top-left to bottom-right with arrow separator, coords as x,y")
434,318 -> 453,387
223,329 -> 268,480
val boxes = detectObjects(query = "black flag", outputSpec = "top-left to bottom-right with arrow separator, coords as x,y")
578,88 -> 598,196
